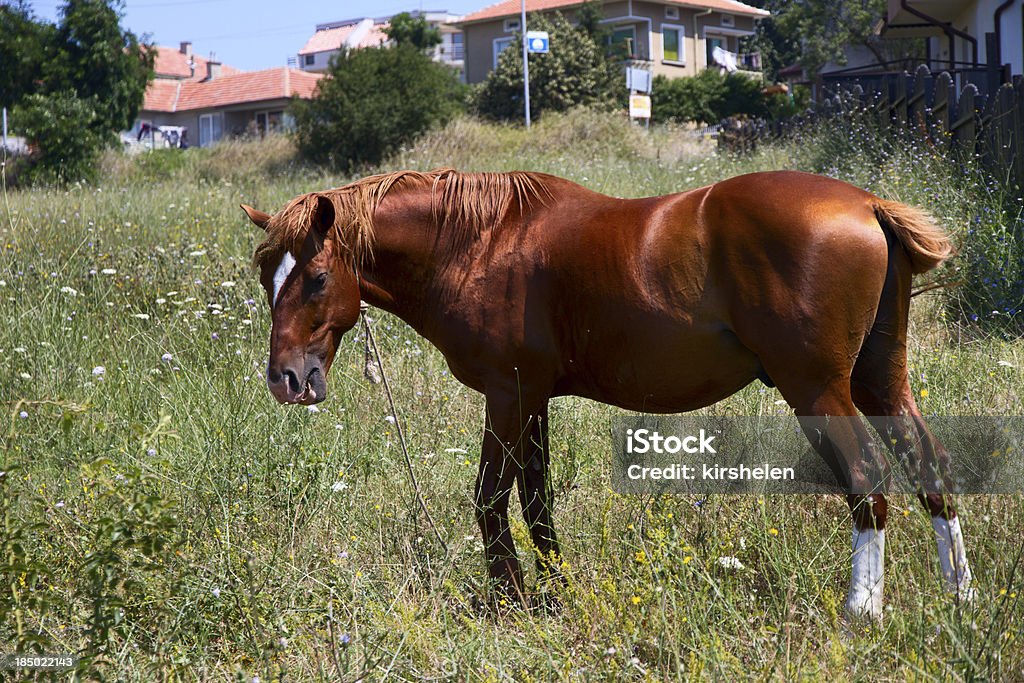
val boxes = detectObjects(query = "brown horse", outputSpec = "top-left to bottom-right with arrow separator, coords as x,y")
242,168 -> 972,620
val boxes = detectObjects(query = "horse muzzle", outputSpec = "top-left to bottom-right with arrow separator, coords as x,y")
267,360 -> 328,405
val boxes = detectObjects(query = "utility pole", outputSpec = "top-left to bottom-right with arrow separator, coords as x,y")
521,0 -> 531,128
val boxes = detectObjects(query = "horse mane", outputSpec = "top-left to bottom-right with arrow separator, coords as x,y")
253,168 -> 552,267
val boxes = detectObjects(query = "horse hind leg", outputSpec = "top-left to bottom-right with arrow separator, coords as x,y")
851,320 -> 974,601
767,371 -> 891,620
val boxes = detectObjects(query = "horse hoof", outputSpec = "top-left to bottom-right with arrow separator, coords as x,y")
844,590 -> 883,623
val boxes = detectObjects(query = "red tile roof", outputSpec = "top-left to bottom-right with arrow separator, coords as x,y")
299,23 -> 390,55
460,0 -> 768,24
150,45 -> 242,81
143,68 -> 323,113
142,79 -> 181,111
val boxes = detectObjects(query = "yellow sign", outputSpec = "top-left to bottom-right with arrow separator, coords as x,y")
629,95 -> 651,119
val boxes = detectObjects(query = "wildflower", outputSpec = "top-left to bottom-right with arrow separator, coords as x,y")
630,595 -> 642,605
384,415 -> 396,424
339,633 -> 351,645
60,286 -> 78,296
768,527 -> 779,536
161,353 -> 173,362
920,389 -> 929,398
307,405 -> 319,413
331,481 -> 348,492
211,587 -> 221,598
19,411 -> 28,419
221,281 -> 236,288
717,556 -> 745,570
133,313 -> 150,320
92,366 -> 105,377
147,448 -> 157,456
100,268 -> 117,275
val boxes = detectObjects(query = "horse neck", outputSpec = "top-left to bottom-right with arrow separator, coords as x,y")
354,191 -> 448,332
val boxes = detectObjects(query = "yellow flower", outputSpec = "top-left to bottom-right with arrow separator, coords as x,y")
631,595 -> 642,605
682,556 -> 693,565
768,528 -> 779,536
920,389 -> 929,398
634,550 -> 647,564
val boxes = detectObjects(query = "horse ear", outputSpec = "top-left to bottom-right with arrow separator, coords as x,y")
312,194 -> 335,238
240,204 -> 271,231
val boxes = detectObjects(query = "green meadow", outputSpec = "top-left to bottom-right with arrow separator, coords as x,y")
2,110 -> 1022,680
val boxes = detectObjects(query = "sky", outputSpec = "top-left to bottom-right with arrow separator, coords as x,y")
29,0 -> 491,71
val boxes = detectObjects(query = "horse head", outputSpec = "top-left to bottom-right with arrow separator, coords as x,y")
243,196 -> 362,405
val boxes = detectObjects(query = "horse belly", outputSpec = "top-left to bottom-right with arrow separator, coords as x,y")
558,325 -> 761,412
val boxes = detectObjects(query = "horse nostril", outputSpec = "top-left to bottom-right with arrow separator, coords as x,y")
283,369 -> 301,394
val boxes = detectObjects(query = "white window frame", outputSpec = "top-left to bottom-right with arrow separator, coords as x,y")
661,23 -> 685,64
503,18 -> 521,33
664,6 -> 679,20
493,36 -> 514,68
198,112 -> 223,148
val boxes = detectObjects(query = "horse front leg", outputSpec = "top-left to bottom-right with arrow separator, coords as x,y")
515,402 -> 564,604
474,389 -> 539,607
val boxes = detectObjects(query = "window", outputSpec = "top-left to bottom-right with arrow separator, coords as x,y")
451,32 -> 464,60
662,25 -> 684,63
493,37 -> 514,67
664,6 -> 679,20
255,110 -> 283,137
609,25 -> 637,59
503,18 -> 520,32
303,54 -> 315,66
720,14 -> 735,28
198,112 -> 223,148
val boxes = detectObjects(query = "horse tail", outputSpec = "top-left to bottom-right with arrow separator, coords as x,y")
872,199 -> 953,275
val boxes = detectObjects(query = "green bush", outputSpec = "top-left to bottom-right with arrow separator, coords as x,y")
651,70 -> 769,124
292,45 -> 465,171
474,12 -> 620,122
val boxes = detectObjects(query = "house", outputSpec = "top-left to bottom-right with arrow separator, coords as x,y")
131,42 -> 323,148
457,0 -> 769,85
297,10 -> 465,74
882,0 -> 1023,78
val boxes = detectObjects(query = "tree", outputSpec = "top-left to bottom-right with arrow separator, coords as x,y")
49,0 -> 154,134
384,12 -> 441,51
0,2 -> 56,109
4,0 -> 153,184
475,12 -> 620,122
749,0 -> 925,78
292,44 -> 465,171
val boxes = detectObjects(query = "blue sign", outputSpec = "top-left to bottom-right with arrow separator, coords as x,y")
526,31 -> 549,54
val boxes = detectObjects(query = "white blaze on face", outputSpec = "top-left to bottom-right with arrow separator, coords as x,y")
846,526 -> 885,620
932,516 -> 973,598
272,252 -> 296,307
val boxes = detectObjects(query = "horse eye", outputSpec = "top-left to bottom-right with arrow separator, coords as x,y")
309,271 -> 328,292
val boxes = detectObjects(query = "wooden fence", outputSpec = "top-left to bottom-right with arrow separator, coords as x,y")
724,64 -> 1024,191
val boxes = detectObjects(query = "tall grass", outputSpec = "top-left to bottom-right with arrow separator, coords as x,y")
1,111 -> 1022,680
